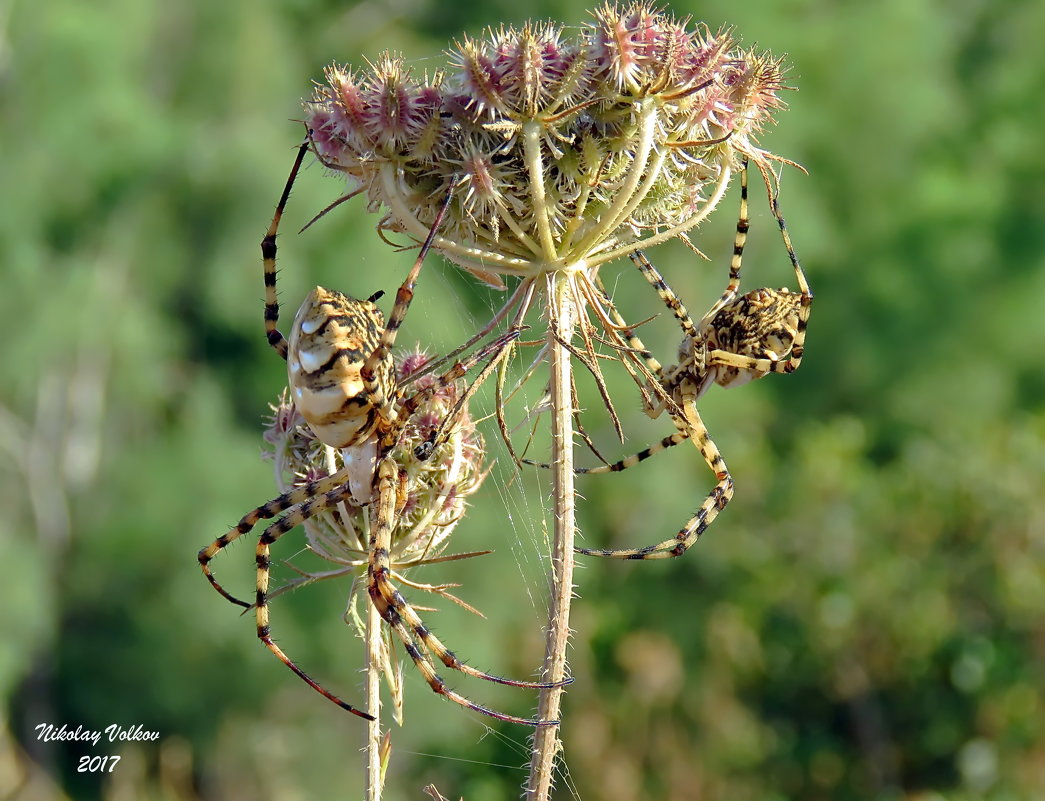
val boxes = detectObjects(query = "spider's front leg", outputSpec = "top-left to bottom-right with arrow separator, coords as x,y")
260,137 -> 310,360
408,327 -> 523,461
366,457 -> 568,726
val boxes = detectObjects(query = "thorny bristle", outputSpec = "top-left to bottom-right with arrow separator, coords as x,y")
304,3 -> 794,278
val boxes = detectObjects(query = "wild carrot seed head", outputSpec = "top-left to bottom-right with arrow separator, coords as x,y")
305,3 -> 791,281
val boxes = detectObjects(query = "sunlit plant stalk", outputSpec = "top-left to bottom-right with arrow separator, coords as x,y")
526,273 -> 578,798
364,595 -> 383,801
298,4 -> 792,797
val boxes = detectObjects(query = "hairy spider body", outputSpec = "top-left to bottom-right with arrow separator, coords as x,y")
574,159 -> 811,559
199,139 -> 564,726
662,285 -> 806,397
287,287 -> 392,450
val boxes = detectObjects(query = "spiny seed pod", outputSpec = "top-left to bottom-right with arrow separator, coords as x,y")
305,3 -> 789,285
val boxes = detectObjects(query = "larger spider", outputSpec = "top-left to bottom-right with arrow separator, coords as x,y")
543,158 -> 812,559
197,140 -> 566,726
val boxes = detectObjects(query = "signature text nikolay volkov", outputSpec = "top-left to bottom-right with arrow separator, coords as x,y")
34,723 -> 159,748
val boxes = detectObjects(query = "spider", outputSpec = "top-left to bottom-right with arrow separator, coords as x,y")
533,158 -> 812,560
197,139 -> 566,726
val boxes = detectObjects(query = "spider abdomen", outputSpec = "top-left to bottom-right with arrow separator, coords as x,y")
710,287 -> 803,389
288,286 -> 395,448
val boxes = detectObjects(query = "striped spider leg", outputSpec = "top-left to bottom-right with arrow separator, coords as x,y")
567,158 -> 811,559
198,143 -> 566,726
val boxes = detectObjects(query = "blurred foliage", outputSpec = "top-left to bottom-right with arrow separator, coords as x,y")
1,0 -> 1043,799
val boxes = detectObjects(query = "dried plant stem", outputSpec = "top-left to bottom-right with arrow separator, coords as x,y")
365,583 -> 383,801
526,272 -> 578,801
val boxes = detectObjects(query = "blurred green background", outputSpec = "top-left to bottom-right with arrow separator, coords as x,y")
2,0 -> 1043,799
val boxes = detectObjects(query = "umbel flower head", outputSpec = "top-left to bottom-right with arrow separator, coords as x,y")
305,2 -> 789,286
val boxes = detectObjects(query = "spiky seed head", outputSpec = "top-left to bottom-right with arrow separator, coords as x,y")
304,3 -> 792,280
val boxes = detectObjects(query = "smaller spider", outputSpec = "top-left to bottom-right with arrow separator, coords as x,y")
534,158 -> 812,559
198,140 -> 566,726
